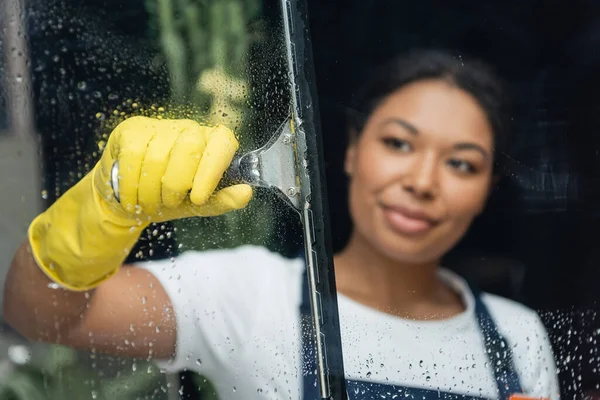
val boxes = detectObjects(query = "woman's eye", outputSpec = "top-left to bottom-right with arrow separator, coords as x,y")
447,159 -> 476,174
383,137 -> 412,152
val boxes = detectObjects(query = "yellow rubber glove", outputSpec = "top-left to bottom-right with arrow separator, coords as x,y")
28,116 -> 253,291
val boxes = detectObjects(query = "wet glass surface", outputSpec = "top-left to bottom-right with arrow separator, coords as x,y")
1,0 -> 304,398
2,0 -> 600,399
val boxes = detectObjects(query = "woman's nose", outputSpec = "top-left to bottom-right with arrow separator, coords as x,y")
402,154 -> 439,199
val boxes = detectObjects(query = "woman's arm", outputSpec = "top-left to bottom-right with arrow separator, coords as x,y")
3,239 -> 177,359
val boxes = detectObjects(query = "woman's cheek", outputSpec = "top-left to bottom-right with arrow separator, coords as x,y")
360,151 -> 399,184
444,178 -> 490,217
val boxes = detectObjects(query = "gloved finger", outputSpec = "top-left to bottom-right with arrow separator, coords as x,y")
112,117 -> 157,213
162,121 -> 207,209
137,120 -> 182,215
186,184 -> 253,217
152,184 -> 252,221
189,125 -> 239,205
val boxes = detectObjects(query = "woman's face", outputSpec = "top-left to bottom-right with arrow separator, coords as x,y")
345,79 -> 495,264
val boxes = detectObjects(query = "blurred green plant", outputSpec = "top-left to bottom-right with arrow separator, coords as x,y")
0,345 -> 170,400
144,0 -> 282,254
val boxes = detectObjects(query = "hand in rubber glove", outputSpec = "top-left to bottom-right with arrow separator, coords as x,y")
28,116 -> 253,291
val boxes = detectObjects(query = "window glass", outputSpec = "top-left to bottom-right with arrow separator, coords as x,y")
1,0 -> 305,399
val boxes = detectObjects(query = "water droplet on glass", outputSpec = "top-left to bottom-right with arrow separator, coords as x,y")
7,345 -> 31,365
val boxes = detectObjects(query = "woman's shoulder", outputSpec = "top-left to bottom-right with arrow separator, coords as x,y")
443,269 -> 550,342
479,293 -> 559,397
480,292 -> 543,327
441,269 -> 543,328
479,292 -> 553,361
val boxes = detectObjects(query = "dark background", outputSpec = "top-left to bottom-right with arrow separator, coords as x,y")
23,0 -> 600,397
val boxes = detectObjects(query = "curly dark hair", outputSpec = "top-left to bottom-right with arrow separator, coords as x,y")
347,49 -> 509,171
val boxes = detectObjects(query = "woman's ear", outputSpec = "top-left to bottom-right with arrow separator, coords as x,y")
345,130 -> 358,177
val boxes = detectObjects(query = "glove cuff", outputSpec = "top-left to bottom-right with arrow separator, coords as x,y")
28,170 -> 149,291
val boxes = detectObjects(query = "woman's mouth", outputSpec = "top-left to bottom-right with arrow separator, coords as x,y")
381,205 -> 438,235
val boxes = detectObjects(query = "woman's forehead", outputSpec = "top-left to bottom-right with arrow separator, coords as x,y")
367,80 -> 494,146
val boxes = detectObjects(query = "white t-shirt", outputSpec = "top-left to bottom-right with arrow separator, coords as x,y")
136,245 -> 560,400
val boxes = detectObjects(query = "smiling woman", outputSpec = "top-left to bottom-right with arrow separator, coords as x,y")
3,49 -> 559,400
331,51 -> 557,399
343,78 -> 495,265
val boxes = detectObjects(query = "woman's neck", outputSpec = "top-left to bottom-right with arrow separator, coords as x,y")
334,232 -> 464,319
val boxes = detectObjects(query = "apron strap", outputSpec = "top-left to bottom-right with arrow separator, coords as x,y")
468,281 -> 524,398
299,262 -> 524,399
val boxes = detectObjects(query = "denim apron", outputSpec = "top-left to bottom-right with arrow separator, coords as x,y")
299,268 -> 524,400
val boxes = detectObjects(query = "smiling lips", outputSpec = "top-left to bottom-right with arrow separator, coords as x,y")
382,205 -> 439,235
